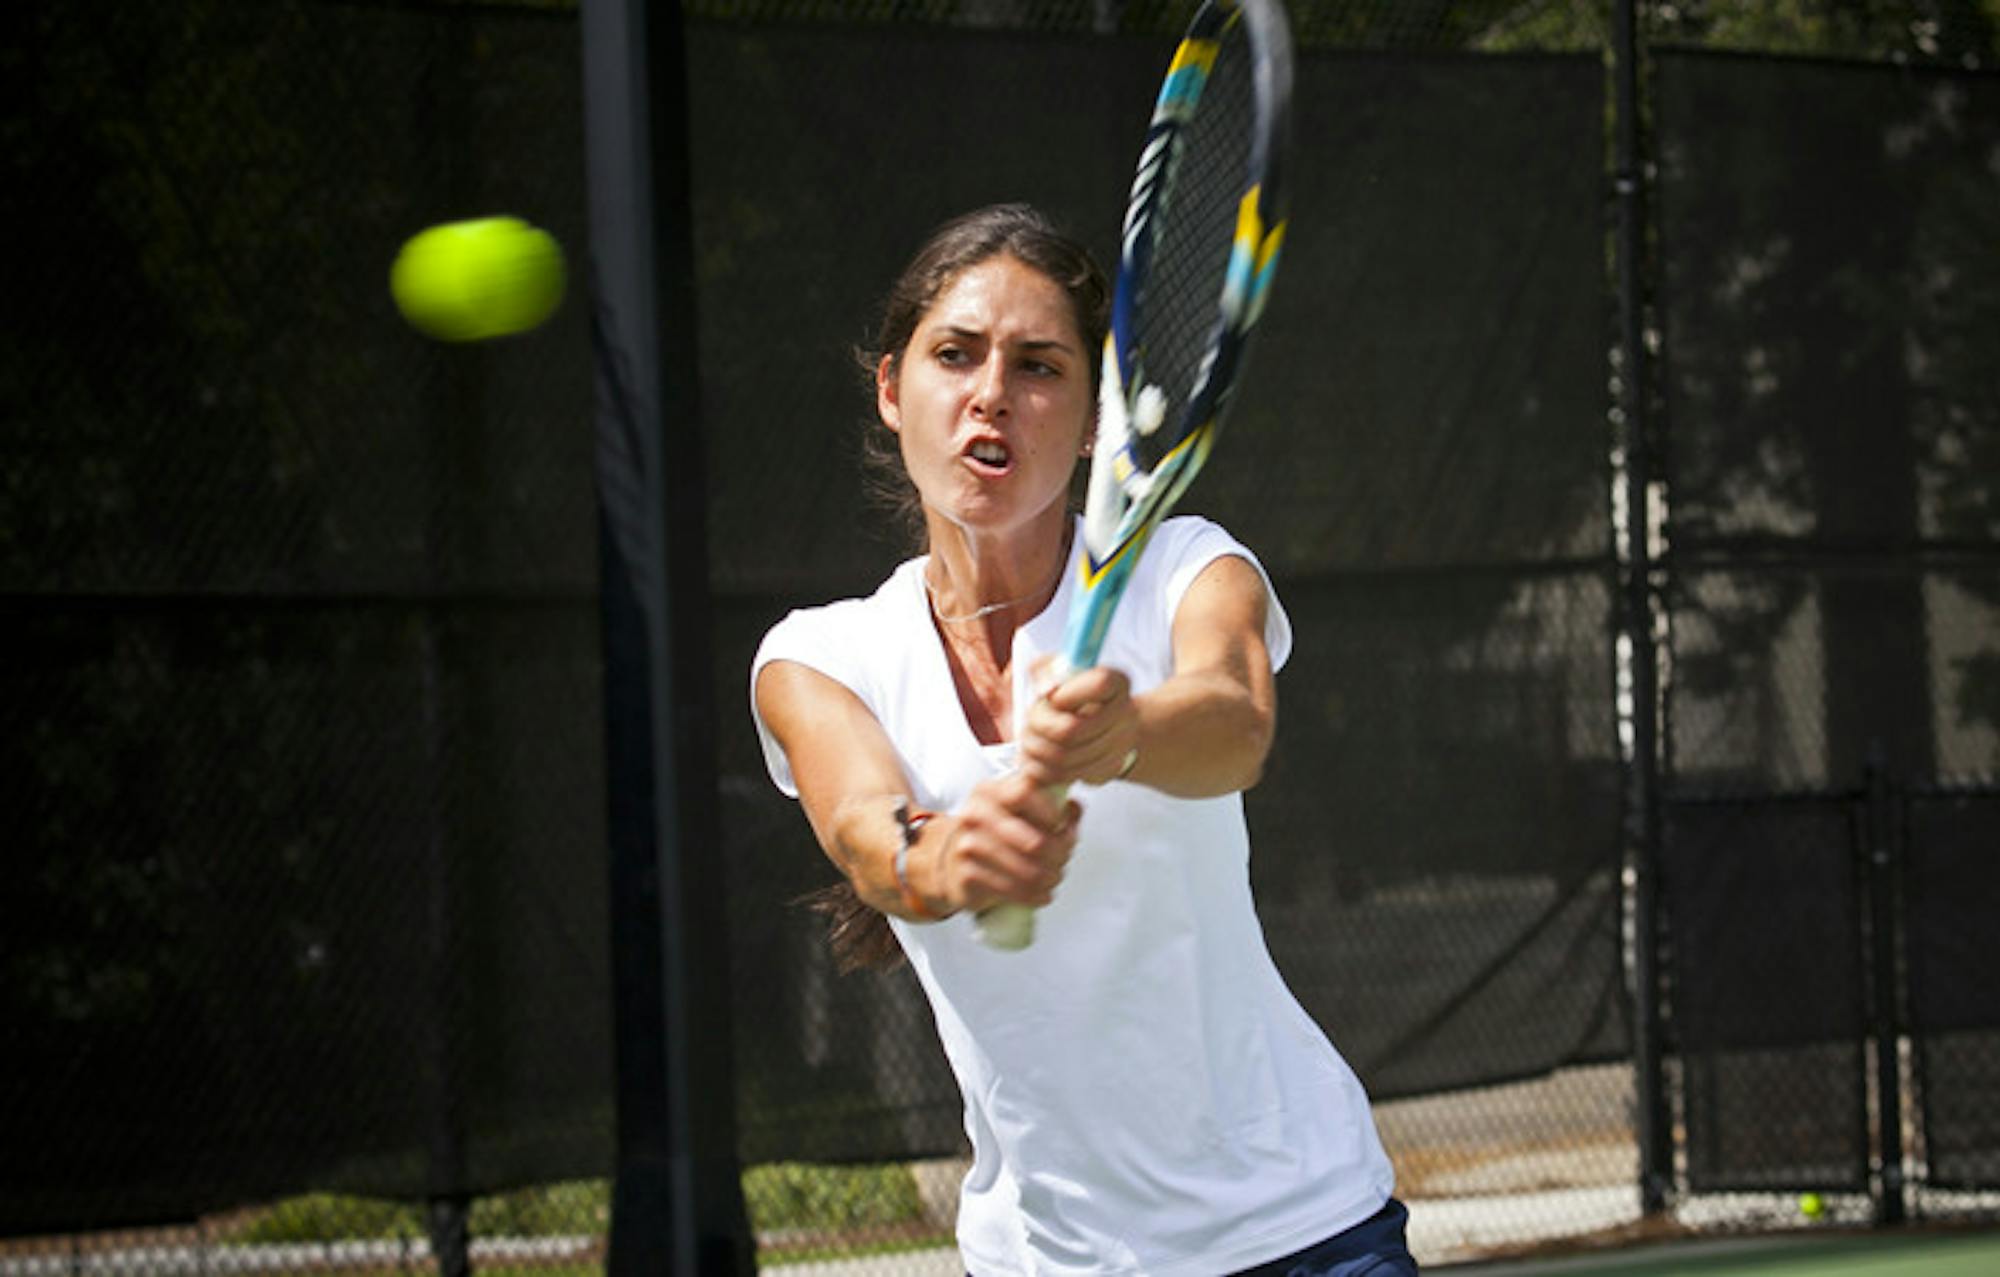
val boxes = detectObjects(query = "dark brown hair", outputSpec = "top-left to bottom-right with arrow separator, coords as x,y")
811,205 -> 1109,972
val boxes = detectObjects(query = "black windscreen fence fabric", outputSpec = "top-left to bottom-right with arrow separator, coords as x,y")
1659,799 -> 1871,1191
1653,50 -> 2000,1195
11,0 -> 1616,1233
1908,792 -> 2000,1187
4,0 -> 605,1234
1655,49 -> 2000,794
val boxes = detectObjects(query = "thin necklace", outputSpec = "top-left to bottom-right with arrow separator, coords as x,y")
924,533 -> 1071,626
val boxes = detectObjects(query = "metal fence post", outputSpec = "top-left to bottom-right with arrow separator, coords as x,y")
1865,744 -> 1908,1224
1613,0 -> 1674,1217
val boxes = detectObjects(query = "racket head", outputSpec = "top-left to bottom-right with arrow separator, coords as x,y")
979,0 -> 1294,954
1065,0 -> 1294,671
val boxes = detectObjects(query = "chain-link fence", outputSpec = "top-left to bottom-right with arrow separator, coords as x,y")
5,0 -> 1997,1272
1645,31 -> 2000,1243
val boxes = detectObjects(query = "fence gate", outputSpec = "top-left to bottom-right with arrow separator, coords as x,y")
1658,777 -> 2000,1218
1903,790 -> 2000,1194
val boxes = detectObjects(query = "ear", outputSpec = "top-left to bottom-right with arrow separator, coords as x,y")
876,353 -> 902,433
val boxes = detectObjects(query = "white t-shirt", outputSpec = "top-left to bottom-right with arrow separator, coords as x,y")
751,515 -> 1394,1277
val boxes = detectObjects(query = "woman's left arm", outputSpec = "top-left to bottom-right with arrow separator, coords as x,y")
1021,553 -> 1277,799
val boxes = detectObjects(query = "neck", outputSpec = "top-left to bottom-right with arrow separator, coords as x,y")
923,511 -> 1073,629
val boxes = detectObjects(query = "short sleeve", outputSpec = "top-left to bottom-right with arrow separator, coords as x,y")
1155,518 -> 1293,673
750,607 -> 872,798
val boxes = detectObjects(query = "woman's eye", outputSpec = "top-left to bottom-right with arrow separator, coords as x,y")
935,345 -> 968,365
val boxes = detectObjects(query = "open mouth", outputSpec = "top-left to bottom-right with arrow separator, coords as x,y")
966,440 -> 1012,474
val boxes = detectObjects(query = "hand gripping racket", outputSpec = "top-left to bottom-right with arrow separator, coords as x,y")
976,0 -> 1294,950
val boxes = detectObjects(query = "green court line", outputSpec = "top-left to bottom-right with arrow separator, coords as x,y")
1449,1229 -> 2000,1276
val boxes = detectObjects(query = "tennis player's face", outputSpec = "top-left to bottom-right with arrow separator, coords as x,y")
880,254 -> 1092,534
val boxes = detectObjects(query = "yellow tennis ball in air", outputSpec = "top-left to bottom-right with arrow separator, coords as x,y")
390,217 -> 565,341
1798,1192 -> 1825,1219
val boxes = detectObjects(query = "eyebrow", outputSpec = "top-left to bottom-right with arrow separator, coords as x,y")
932,324 -> 1078,357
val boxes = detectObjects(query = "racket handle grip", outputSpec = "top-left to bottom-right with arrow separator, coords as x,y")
973,776 -> 1073,951
975,903 -> 1037,950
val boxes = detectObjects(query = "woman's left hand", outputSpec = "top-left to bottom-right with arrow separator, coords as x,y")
1019,661 -> 1142,789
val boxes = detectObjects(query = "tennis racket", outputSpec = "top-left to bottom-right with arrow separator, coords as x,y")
976,0 -> 1294,950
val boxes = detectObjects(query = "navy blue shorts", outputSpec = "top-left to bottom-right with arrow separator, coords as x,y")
964,1197 -> 1418,1277
1229,1198 -> 1419,1276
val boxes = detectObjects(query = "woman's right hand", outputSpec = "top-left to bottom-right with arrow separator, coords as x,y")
931,771 -> 1081,914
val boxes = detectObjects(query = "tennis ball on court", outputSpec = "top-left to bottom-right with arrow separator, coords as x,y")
1798,1192 -> 1825,1219
390,216 -> 565,342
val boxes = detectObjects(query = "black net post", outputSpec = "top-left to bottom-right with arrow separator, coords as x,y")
581,0 -> 754,1272
425,1196 -> 470,1277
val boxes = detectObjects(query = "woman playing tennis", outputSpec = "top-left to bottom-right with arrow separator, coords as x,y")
751,204 -> 1415,1276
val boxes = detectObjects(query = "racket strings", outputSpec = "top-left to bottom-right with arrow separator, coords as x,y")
1136,21 -> 1258,454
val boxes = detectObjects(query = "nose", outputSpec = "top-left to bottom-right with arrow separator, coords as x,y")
968,351 -> 1009,419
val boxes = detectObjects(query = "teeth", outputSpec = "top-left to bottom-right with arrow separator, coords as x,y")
971,442 -> 1009,464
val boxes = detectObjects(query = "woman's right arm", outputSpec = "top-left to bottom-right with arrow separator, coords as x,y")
755,660 -> 1078,921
